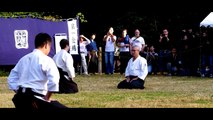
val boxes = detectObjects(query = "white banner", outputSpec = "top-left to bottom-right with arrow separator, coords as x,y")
54,33 -> 67,54
67,19 -> 78,55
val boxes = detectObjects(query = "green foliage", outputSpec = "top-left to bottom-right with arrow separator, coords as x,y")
76,12 -> 88,23
0,12 -> 63,21
0,70 -> 9,77
114,12 -> 160,45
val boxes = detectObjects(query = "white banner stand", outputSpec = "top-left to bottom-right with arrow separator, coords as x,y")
54,33 -> 67,54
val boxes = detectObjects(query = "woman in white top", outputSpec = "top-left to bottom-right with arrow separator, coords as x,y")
79,35 -> 91,75
117,29 -> 131,75
103,27 -> 117,74
117,43 -> 148,89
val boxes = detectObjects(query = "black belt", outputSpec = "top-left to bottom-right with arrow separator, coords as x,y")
17,87 -> 44,97
58,67 -> 69,76
129,76 -> 142,80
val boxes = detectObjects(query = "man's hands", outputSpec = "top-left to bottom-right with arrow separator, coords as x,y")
44,92 -> 53,102
126,76 -> 138,83
126,77 -> 130,82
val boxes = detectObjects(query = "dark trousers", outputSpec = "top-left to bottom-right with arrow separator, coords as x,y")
88,50 -> 98,74
58,67 -> 78,93
117,76 -> 145,89
12,87 -> 68,111
119,52 -> 131,74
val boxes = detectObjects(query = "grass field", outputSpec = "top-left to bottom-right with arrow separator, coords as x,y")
1,74 -> 213,108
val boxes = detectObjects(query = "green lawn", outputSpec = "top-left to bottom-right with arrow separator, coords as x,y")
1,74 -> 213,108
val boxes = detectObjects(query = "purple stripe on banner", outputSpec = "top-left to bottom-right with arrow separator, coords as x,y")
0,17 -> 71,65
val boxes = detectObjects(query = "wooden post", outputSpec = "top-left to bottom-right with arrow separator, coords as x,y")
98,47 -> 102,74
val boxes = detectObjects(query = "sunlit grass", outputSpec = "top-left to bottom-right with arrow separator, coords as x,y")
1,74 -> 213,108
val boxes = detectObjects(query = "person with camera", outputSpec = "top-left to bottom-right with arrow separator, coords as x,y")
158,28 -> 172,75
103,27 -> 117,75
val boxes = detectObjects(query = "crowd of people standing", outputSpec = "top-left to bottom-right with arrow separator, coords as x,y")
79,26 -> 213,78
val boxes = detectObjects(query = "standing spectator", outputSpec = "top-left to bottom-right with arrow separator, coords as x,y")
187,28 -> 200,76
130,29 -> 146,58
79,35 -> 91,75
157,28 -> 172,75
200,31 -> 213,78
179,28 -> 191,76
87,33 -> 98,75
117,29 -> 131,75
53,39 -> 78,93
7,32 -> 67,110
117,43 -> 148,89
103,27 -> 117,75
179,28 -> 198,76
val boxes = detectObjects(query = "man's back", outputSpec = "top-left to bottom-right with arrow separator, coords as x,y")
7,32 -> 67,110
8,49 -> 60,95
53,49 -> 75,79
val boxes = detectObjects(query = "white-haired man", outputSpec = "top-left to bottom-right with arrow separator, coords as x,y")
117,43 -> 148,89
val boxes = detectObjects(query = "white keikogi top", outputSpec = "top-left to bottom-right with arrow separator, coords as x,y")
8,49 -> 60,95
125,55 -> 148,80
53,49 -> 75,79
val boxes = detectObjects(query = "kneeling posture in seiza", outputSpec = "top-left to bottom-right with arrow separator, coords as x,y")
8,33 -> 68,110
53,39 -> 78,93
117,43 -> 148,89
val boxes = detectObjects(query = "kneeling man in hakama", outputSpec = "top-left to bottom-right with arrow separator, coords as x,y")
53,39 -> 78,93
117,43 -> 148,89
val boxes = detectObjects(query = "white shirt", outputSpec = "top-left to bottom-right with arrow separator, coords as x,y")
130,36 -> 145,51
53,49 -> 75,78
119,42 -> 129,52
125,56 -> 148,80
105,35 -> 117,52
7,49 -> 60,95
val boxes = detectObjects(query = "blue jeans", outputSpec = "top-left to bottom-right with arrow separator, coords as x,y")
167,62 -> 179,75
105,52 -> 114,74
148,64 -> 158,75
201,55 -> 213,75
158,50 -> 170,73
148,65 -> 152,73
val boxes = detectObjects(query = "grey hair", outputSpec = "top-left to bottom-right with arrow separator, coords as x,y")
132,43 -> 142,51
